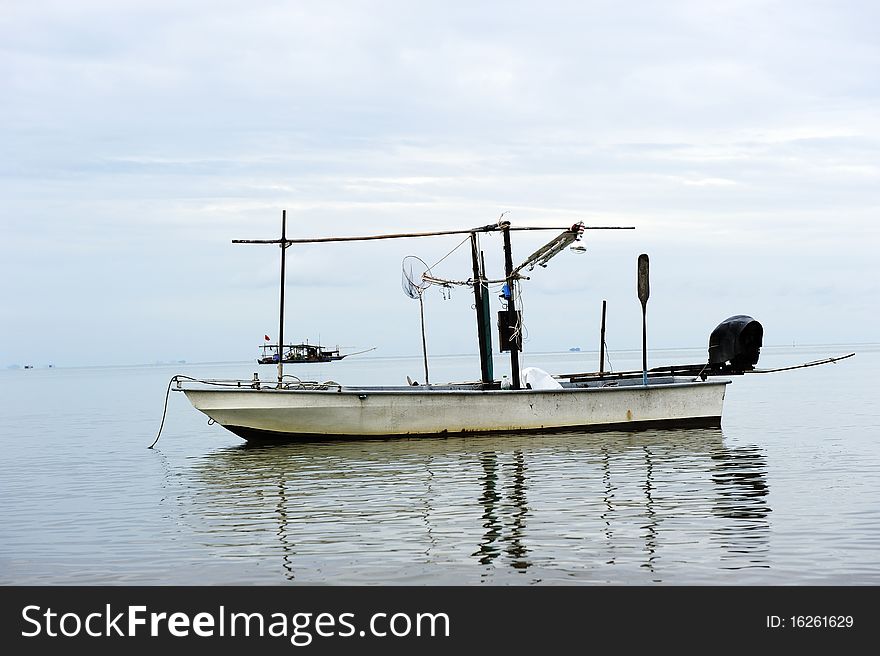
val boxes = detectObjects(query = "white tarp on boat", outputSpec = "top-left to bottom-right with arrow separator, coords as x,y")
520,367 -> 563,390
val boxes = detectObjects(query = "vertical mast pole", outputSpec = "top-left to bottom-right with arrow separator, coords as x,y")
278,210 -> 287,385
470,233 -> 492,385
599,299 -> 607,375
419,294 -> 430,385
481,251 -> 494,382
501,223 -> 521,389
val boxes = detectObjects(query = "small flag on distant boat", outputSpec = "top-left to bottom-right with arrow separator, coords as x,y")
264,335 -> 271,341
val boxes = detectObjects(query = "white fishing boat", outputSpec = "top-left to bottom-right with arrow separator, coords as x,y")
178,374 -> 729,441
161,211 -> 852,444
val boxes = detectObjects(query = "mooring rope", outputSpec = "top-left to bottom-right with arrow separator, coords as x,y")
148,376 -> 176,449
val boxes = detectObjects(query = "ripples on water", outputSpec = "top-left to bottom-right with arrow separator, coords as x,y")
1,346 -> 878,585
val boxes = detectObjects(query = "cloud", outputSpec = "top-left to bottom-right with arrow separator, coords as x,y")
1,1 -> 878,366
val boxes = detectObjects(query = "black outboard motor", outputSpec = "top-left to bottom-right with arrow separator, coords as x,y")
708,315 -> 763,373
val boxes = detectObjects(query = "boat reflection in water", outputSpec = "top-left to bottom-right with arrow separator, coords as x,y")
473,449 -> 530,573
183,428 -> 770,584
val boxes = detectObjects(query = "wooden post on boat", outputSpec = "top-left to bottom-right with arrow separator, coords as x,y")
470,233 -> 493,385
481,251 -> 494,381
419,292 -> 430,386
501,222 -> 521,389
638,254 -> 650,386
599,299 -> 607,375
278,210 -> 287,385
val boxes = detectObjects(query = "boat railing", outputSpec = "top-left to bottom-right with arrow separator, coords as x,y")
171,374 -> 343,392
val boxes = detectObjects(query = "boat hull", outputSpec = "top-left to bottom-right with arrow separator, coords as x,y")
181,378 -> 729,441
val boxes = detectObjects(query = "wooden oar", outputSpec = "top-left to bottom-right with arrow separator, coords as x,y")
638,254 -> 650,386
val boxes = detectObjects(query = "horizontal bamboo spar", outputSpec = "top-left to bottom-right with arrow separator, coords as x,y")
233,225 -> 634,245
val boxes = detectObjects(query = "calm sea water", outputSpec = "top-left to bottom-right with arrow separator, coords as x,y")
2,345 -> 878,585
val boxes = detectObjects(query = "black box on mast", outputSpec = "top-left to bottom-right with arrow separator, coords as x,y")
498,310 -> 522,352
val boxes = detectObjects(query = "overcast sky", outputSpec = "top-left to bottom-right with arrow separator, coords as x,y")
2,0 -> 878,368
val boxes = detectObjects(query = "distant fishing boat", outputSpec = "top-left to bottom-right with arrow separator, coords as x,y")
257,341 -> 347,365
163,211 -> 853,444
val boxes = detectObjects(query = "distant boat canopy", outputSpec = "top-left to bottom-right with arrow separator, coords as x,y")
258,343 -> 345,364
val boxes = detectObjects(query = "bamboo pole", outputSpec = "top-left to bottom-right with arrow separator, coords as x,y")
233,225 -> 633,245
